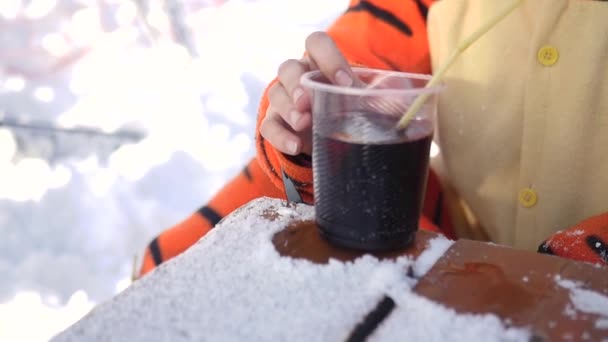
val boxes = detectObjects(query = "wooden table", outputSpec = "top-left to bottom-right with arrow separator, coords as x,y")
273,219 -> 608,341
54,198 -> 608,342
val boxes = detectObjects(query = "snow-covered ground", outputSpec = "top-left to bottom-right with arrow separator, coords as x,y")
0,1 -> 348,340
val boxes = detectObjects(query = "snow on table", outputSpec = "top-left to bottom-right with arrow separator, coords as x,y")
52,197 -> 530,342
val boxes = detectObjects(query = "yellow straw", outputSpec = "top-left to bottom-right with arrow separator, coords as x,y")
396,0 -> 525,129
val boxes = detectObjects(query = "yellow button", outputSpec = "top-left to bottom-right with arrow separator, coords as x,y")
537,46 -> 559,66
518,188 -> 538,208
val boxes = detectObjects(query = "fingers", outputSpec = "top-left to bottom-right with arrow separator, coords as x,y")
305,31 -> 354,86
262,81 -> 313,155
261,106 -> 303,156
267,82 -> 309,131
277,59 -> 310,112
261,31 -> 352,157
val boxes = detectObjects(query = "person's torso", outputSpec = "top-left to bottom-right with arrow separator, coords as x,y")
427,0 -> 608,250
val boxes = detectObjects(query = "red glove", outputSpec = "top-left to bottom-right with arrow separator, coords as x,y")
538,212 -> 608,266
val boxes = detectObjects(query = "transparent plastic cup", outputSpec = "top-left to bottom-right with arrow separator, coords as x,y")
300,68 -> 444,251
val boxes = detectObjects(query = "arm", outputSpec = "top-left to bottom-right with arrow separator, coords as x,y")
139,157 -> 285,276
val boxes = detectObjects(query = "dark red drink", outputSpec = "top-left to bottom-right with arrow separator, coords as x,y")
313,111 -> 433,251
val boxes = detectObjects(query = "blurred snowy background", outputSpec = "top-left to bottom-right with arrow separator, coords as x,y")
0,0 -> 347,340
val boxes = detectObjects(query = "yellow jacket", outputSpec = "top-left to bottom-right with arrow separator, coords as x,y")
428,0 -> 608,250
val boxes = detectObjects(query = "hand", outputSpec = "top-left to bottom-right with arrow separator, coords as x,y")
260,31 -> 355,156
538,212 -> 608,266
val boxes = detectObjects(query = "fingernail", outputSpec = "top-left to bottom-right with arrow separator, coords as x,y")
287,140 -> 299,155
290,110 -> 302,128
293,88 -> 304,104
335,70 -> 353,87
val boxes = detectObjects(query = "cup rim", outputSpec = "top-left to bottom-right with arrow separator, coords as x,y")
300,67 -> 444,97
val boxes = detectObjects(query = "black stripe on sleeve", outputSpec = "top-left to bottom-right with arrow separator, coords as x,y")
198,205 -> 223,226
413,0 -> 429,20
242,165 -> 252,182
346,0 -> 412,37
586,235 -> 608,263
148,238 -> 163,266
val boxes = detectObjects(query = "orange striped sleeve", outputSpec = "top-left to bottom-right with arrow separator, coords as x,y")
139,157 -> 285,276
329,0 -> 434,73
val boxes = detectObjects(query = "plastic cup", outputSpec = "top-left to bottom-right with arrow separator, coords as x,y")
300,67 -> 444,251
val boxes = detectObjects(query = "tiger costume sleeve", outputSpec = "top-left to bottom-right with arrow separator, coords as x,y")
139,157 -> 285,276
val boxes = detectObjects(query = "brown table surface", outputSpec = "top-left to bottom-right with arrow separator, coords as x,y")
273,219 -> 608,341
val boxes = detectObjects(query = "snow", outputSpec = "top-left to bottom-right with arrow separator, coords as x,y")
556,276 -> 608,329
52,198 -> 530,342
0,1 -> 349,341
0,290 -> 94,342
412,236 -> 453,277
566,229 -> 585,237
597,319 -> 608,330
